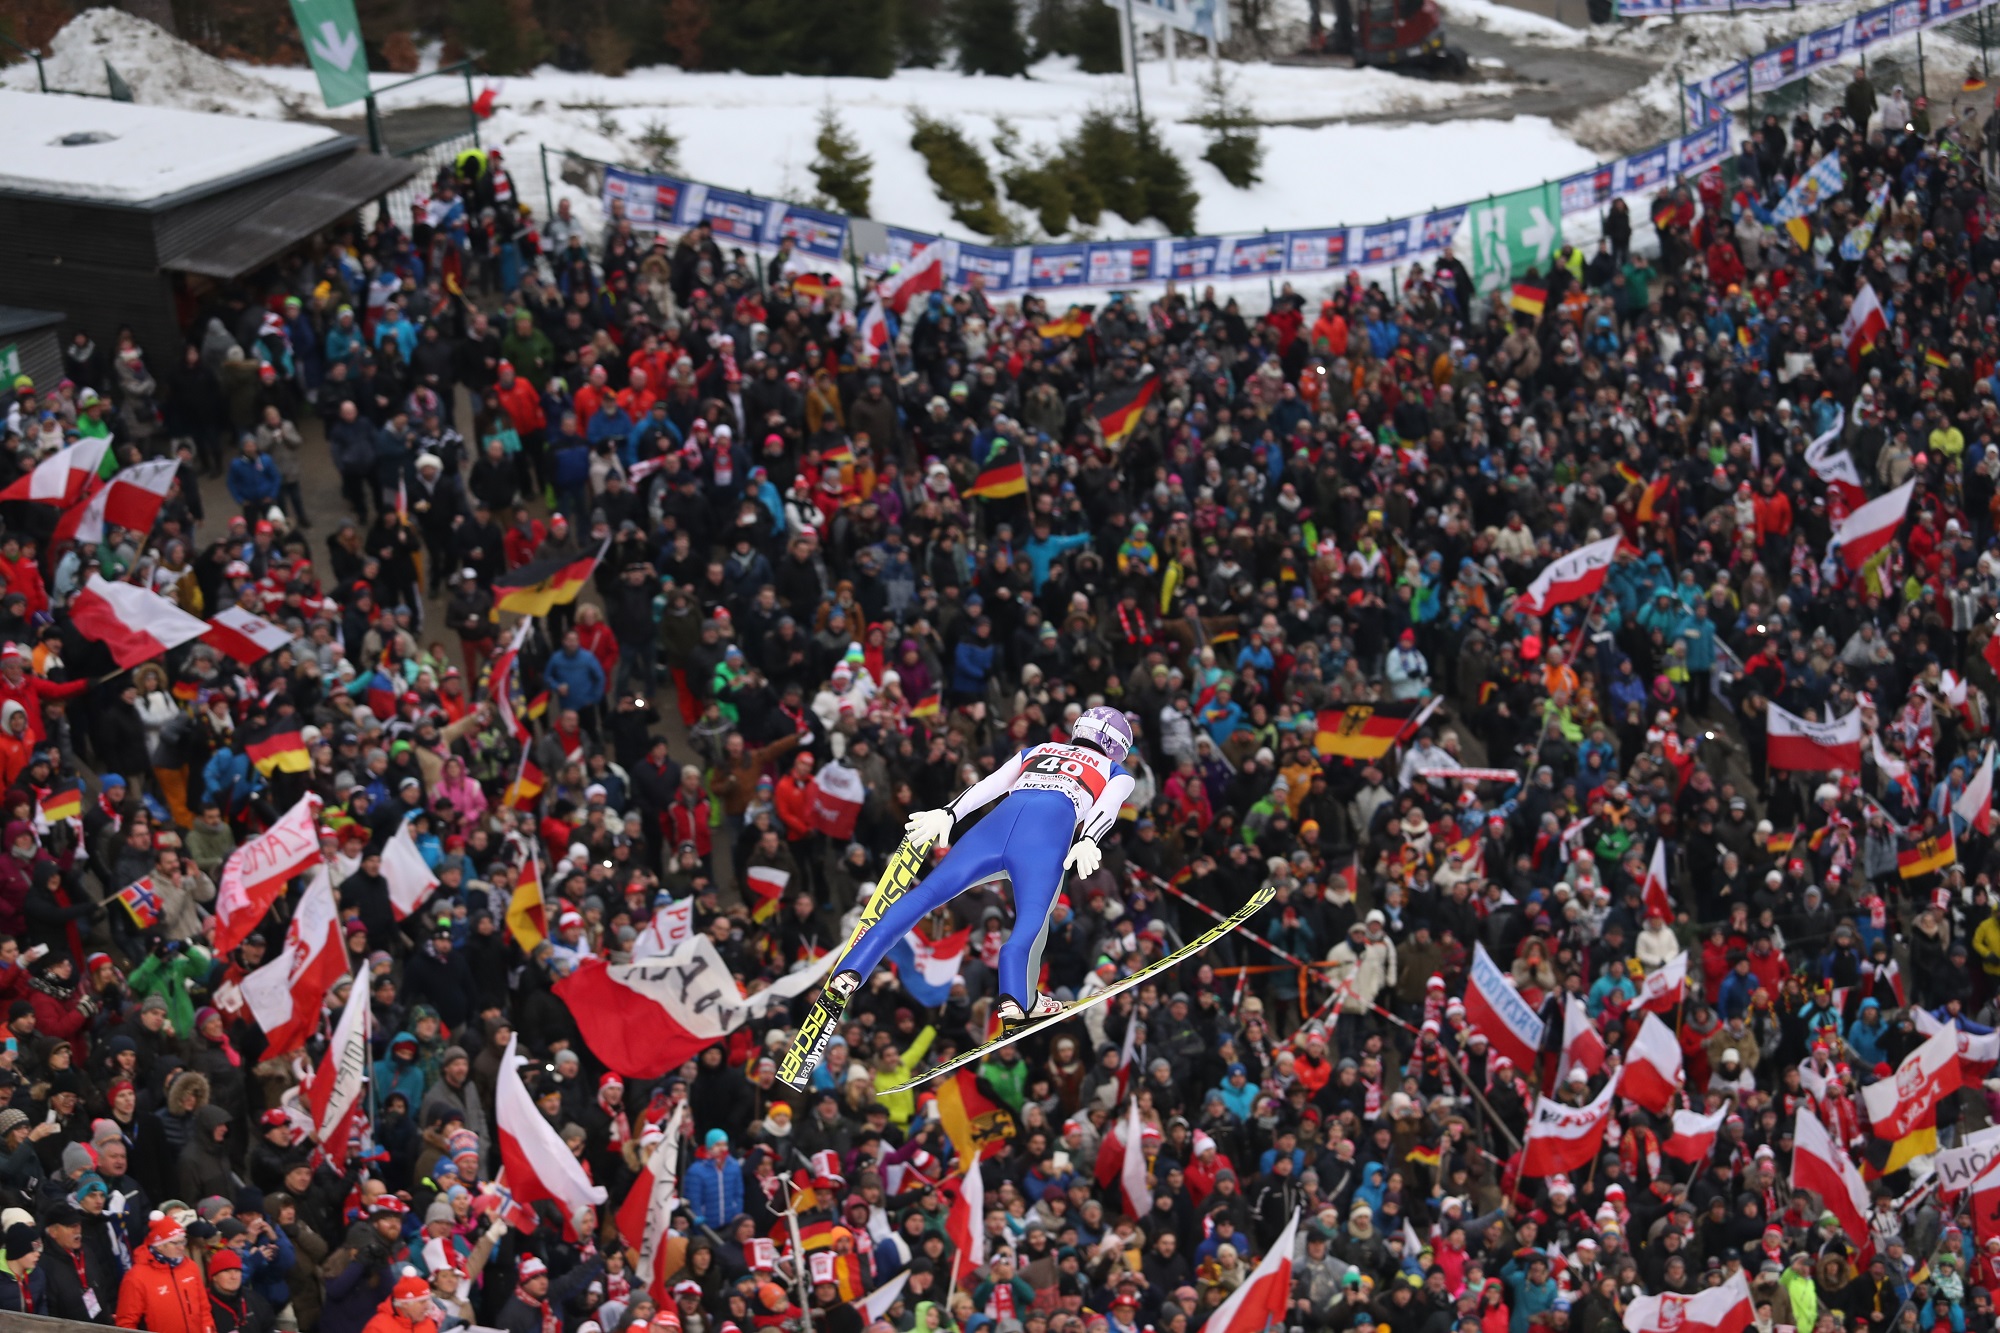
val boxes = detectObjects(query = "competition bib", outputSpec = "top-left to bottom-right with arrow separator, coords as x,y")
1013,743 -> 1112,816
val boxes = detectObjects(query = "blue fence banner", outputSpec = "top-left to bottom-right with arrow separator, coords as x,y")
1168,237 -> 1224,279
954,242 -> 1022,290
1799,23 -> 1846,70
1618,146 -> 1671,194
1283,228 -> 1350,272
602,166 -> 687,229
1749,42 -> 1800,91
1561,166 -> 1615,215
1026,244 -> 1089,289
769,204 -> 848,260
1849,6 -> 1893,43
679,185 -> 770,243
1413,208 -> 1466,254
1358,222 -> 1410,264
1226,234 -> 1288,276
1087,241 -> 1157,285
1672,121 -> 1731,175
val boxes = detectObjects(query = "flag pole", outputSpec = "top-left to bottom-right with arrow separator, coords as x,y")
783,1171 -> 813,1319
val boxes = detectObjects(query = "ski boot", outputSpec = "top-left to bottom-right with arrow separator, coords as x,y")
994,992 -> 1065,1035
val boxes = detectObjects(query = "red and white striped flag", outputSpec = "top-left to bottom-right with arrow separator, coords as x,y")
1522,1071 -> 1622,1176
1119,1096 -> 1150,1218
1663,1105 -> 1729,1162
1640,838 -> 1672,920
69,575 -> 210,670
214,791 -> 323,955
497,1033 -> 607,1230
204,605 -> 293,666
1623,1272 -> 1753,1333
1466,942 -> 1545,1071
306,963 -> 370,1165
617,1104 -> 684,1312
381,818 -> 439,921
1914,1006 -> 2000,1081
1620,1012 -> 1684,1113
1558,994 -> 1605,1087
1833,478 -> 1915,569
55,458 -> 179,544
1516,535 -> 1622,616
1767,703 -> 1863,772
943,1157 -> 985,1271
1842,281 -> 1888,368
0,438 -> 109,506
806,761 -> 867,840
878,241 -> 943,315
1862,1024 -> 1960,1142
1792,1107 -> 1872,1259
1957,745 -> 1995,836
238,865 -> 345,1058
1201,1208 -> 1299,1333
1637,951 -> 1688,1014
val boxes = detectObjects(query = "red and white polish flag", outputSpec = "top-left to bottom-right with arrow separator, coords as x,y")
618,1104 -> 684,1311
1466,942 -> 1545,1072
1861,1023 -> 1961,1142
56,458 -> 179,544
944,1152 -> 986,1271
70,574 -> 210,670
1558,995 -> 1606,1087
806,761 -> 867,840
1842,282 -> 1887,368
1522,1070 -> 1622,1176
239,865 -> 345,1059
631,897 -> 694,959
1637,950 -> 1688,1013
553,935 -> 836,1077
1640,838 -> 1672,920
1624,1271 -> 1753,1333
214,791 -> 323,955
1663,1105 -> 1730,1163
1516,534 -> 1623,616
0,438 -> 108,506
204,605 -> 294,666
1833,478 -> 1915,570
306,962 -> 370,1166
1914,1006 -> 2000,1081
1767,703 -> 1863,773
381,818 -> 439,921
1620,1011 -> 1685,1114
1120,1096 -> 1151,1218
498,1032 -> 607,1229
1956,746 -> 1995,836
1202,1208 -> 1300,1333
1792,1107 -> 1872,1259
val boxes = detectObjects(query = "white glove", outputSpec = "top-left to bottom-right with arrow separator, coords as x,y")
485,1219 -> 509,1244
22,944 -> 48,962
904,808 -> 954,846
1063,840 -> 1102,880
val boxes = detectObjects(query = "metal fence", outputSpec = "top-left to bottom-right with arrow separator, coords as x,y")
366,61 -> 481,224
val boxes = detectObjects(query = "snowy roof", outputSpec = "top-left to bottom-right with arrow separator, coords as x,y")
0,90 -> 351,209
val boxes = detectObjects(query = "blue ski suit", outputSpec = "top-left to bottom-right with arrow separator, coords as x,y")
840,741 -> 1135,1005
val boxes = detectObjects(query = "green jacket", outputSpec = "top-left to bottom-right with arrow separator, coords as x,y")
127,945 -> 212,1039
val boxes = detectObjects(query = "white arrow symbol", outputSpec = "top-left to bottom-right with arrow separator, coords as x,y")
1521,204 -> 1557,266
309,20 -> 360,71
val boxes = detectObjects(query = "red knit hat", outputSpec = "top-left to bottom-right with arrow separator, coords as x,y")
208,1250 -> 242,1277
145,1215 -> 185,1249
393,1275 -> 432,1303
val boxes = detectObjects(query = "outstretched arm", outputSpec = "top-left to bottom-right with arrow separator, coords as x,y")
905,751 -> 1029,845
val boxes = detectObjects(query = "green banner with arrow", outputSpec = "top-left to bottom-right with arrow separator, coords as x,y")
289,0 -> 370,109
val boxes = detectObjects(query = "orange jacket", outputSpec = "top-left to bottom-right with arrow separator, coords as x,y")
116,1249 -> 214,1333
362,1297 -> 438,1333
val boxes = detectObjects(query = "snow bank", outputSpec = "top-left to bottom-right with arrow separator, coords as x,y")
1434,0 -> 1589,45
0,7 -> 295,118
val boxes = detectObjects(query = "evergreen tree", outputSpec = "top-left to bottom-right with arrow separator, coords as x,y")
900,0 -> 946,65
1191,64 -> 1264,188
812,108 -> 875,216
952,0 -> 1031,76
814,0 -> 899,76
909,111 -> 1010,236
1029,0 -> 1120,72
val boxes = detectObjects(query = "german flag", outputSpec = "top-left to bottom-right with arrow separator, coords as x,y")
1967,74 -> 1989,92
38,786 -> 82,825
1037,307 -> 1090,340
821,440 -> 854,465
1765,829 -> 1797,855
1861,1118 -> 1938,1180
506,851 -> 548,951
1613,461 -> 1642,488
1314,699 -> 1425,760
937,1069 -> 1018,1163
523,691 -> 549,724
1090,376 -> 1159,447
495,539 -> 604,618
910,694 -> 941,719
1651,196 -> 1695,231
243,721 -> 311,776
504,759 -> 545,812
1636,476 -> 1671,524
1899,831 -> 1957,879
1927,348 -> 1952,370
172,680 -> 200,703
790,273 -> 838,301
1407,1142 -> 1443,1170
965,449 -> 1027,500
1509,283 -> 1547,317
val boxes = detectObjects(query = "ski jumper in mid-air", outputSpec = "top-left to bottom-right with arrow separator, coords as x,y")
825,706 -> 1137,1027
